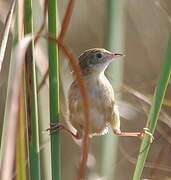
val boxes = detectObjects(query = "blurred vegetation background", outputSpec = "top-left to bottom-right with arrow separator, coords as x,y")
0,0 -> 171,180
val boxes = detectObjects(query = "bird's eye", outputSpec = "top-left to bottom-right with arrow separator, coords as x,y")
96,53 -> 102,59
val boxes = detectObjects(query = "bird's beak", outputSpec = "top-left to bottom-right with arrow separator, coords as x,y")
107,52 -> 125,60
114,53 -> 125,57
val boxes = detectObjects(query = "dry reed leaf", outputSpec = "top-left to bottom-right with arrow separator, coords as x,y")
0,0 -> 16,72
0,35 -> 33,180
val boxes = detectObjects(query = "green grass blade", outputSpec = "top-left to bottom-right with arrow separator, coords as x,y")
48,1 -> 60,180
24,0 -> 41,179
133,36 -> 171,180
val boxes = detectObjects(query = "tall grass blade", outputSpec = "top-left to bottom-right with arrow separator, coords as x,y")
133,36 -> 171,180
24,0 -> 41,179
0,0 -> 16,72
48,1 -> 61,180
16,91 -> 27,180
0,0 -> 16,161
101,0 -> 126,178
15,1 -> 27,179
0,35 -> 32,180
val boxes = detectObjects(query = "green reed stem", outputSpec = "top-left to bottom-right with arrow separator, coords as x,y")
133,36 -> 171,180
101,0 -> 126,179
24,0 -> 41,179
48,1 -> 61,180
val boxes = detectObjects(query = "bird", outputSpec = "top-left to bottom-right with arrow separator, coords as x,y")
48,48 -> 153,142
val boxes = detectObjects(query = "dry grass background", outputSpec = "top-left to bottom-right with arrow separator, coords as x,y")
0,0 -> 171,179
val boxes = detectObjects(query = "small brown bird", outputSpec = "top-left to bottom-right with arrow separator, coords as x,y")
49,48 -> 153,141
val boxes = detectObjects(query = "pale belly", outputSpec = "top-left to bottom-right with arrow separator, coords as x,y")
68,75 -> 115,136
70,106 -> 109,136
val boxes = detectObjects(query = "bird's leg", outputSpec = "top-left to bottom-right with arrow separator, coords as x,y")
113,128 -> 154,143
46,122 -> 82,140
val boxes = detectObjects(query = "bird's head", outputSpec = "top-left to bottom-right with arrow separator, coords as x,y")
79,48 -> 124,76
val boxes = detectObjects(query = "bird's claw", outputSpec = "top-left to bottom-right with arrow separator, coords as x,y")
141,128 -> 154,143
44,122 -> 62,135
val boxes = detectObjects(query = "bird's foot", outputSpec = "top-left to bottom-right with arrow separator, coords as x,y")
45,122 -> 63,135
113,128 -> 154,143
140,128 -> 154,143
45,122 -> 82,140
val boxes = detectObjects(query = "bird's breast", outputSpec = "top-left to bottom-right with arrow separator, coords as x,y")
68,75 -> 115,135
